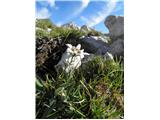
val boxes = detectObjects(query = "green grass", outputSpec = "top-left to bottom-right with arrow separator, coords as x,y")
36,57 -> 124,119
36,19 -> 124,119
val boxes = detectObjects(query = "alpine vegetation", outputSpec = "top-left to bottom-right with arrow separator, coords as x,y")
55,44 -> 90,73
36,15 -> 124,119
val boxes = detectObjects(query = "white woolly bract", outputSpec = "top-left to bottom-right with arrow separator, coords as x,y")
55,44 -> 90,73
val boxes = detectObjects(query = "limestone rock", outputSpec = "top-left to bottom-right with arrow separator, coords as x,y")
104,15 -> 124,40
80,36 -> 110,55
109,38 -> 124,57
81,25 -> 92,32
104,15 -> 124,57
62,22 -> 80,30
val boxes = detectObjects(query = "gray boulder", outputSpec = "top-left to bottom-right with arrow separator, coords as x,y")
104,15 -> 124,41
104,15 -> 124,57
108,38 -> 124,57
80,36 -> 110,55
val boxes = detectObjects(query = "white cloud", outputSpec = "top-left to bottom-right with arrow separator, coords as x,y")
71,0 -> 90,17
36,7 -> 51,19
81,0 -> 90,8
47,0 -> 55,7
36,0 -> 57,8
80,0 -> 117,27
59,0 -> 90,24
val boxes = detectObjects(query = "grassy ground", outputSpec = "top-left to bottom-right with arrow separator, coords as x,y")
36,57 -> 124,119
36,19 -> 124,119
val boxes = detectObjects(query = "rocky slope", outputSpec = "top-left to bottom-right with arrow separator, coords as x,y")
36,15 -> 124,79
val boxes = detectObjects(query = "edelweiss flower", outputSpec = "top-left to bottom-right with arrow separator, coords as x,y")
55,44 -> 90,73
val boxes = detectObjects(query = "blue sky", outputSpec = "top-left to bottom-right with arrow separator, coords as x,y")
36,0 -> 124,33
